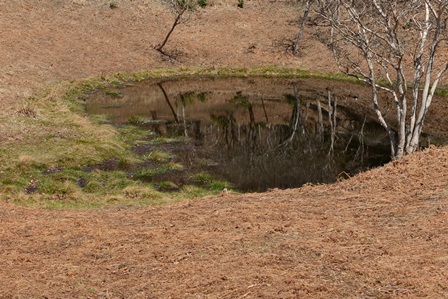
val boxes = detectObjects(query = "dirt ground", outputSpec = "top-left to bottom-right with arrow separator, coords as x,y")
1,0 -> 448,298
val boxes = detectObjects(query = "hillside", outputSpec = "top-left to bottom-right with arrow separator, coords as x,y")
1,0 -> 448,298
0,0 -> 334,106
1,146 -> 448,297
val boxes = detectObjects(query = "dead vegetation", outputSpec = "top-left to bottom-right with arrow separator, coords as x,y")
1,0 -> 448,298
1,146 -> 448,298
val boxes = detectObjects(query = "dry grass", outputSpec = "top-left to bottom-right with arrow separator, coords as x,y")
1,146 -> 448,297
1,0 -> 448,297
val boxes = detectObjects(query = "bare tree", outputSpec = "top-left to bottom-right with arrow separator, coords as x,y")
156,0 -> 199,56
316,0 -> 448,158
293,0 -> 315,55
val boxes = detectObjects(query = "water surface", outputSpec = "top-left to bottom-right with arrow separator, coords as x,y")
87,77 -> 391,192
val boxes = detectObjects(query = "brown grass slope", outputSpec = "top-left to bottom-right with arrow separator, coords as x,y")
1,0 -> 448,298
0,0 -> 332,104
1,146 -> 448,298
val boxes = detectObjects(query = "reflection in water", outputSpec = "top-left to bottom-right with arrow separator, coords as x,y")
87,78 -> 390,192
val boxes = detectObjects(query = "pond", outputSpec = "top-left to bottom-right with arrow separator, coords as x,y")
86,77 -> 392,192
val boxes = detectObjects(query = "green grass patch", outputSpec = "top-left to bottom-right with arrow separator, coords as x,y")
150,136 -> 189,143
190,172 -> 233,191
104,89 -> 123,98
143,150 -> 172,163
127,66 -> 358,83
117,125 -> 155,146
134,162 -> 183,180
157,181 -> 180,191
436,87 -> 448,96
127,116 -> 146,125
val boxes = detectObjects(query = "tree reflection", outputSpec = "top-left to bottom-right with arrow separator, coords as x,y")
157,83 -> 179,123
134,81 -> 390,191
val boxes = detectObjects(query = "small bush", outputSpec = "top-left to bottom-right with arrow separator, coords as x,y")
190,172 -> 232,191
104,89 -> 123,98
144,150 -> 171,163
157,181 -> 179,191
123,185 -> 162,201
128,116 -> 145,126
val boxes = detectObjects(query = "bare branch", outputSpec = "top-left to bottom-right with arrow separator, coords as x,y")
316,0 -> 448,157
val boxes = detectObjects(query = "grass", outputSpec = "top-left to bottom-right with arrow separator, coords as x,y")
117,124 -> 156,145
0,78 -> 133,206
150,136 -> 189,143
127,116 -> 146,125
157,181 -> 179,191
436,87 -> 448,96
104,89 -> 123,98
127,65 -> 360,83
143,150 -> 172,163
190,172 -> 234,191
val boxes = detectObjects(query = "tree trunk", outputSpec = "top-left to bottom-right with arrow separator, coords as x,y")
156,7 -> 187,54
293,0 -> 312,55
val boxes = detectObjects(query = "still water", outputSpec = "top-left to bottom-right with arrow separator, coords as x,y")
86,77 -> 391,192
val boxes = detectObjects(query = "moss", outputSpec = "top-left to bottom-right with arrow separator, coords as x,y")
117,125 -> 155,145
190,172 -> 233,191
144,150 -> 172,163
157,181 -> 180,191
127,116 -> 146,126
134,162 -> 183,181
436,87 -> 448,96
104,89 -> 123,98
150,136 -> 189,143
